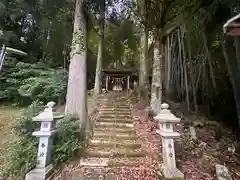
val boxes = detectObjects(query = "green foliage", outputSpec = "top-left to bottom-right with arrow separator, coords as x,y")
0,58 -> 67,105
2,101 -> 44,178
100,20 -> 140,68
53,115 -> 84,164
2,102 -> 83,179
3,137 -> 39,178
14,101 -> 44,136
18,69 -> 67,103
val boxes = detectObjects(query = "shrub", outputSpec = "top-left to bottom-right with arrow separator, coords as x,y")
3,136 -> 39,178
53,115 -> 84,164
2,102 -> 83,179
18,68 -> 67,104
2,101 -> 44,178
13,101 -> 44,137
0,58 -> 67,106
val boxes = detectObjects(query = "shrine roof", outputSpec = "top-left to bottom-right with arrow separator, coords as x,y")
223,14 -> 240,36
102,69 -> 137,75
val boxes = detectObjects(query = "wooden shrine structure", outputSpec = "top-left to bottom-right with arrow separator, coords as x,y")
102,69 -> 153,92
102,69 -> 137,92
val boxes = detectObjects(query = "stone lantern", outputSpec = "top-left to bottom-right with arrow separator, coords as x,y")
25,101 -> 64,180
154,103 -> 184,179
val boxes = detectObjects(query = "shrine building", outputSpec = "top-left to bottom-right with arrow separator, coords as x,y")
102,69 -> 152,92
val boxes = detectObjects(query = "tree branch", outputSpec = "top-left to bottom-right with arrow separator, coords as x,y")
166,0 -> 197,23
162,0 -> 201,37
161,0 -> 177,25
163,24 -> 179,37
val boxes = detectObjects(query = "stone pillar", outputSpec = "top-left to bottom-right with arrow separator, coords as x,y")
133,80 -> 137,89
0,44 -> 6,71
105,75 -> 109,91
25,101 -> 64,180
127,76 -> 130,90
154,103 -> 184,179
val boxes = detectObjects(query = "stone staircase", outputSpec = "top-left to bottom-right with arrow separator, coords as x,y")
80,96 -> 145,167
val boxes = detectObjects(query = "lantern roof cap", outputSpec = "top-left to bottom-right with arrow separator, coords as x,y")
154,103 -> 180,123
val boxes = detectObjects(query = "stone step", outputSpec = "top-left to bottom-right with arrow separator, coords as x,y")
107,157 -> 144,167
100,111 -> 130,114
80,157 -> 143,167
99,110 -> 130,114
94,128 -> 136,135
99,116 -> 131,121
89,139 -> 141,149
100,109 -> 130,113
80,157 -> 109,167
99,114 -> 131,118
97,118 -> 132,124
93,131 -> 138,140
60,167 -> 112,180
100,106 -> 130,111
99,110 -> 131,115
95,122 -> 134,128
101,103 -> 128,106
100,107 -> 129,110
85,147 -> 145,158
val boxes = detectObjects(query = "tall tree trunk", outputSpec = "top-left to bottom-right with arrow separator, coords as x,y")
139,27 -> 149,100
177,29 -> 184,99
65,0 -> 88,134
94,0 -> 105,95
202,30 -> 216,88
151,31 -> 163,113
139,0 -> 149,101
180,27 -> 190,111
186,29 -> 198,111
151,41 -> 160,108
165,35 -> 171,96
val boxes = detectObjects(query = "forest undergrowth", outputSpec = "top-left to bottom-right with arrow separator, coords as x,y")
168,100 -> 240,179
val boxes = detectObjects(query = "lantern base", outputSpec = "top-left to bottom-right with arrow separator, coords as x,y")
161,166 -> 184,179
25,164 -> 54,180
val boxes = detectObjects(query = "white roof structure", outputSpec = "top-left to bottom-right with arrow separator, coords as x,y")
223,13 -> 240,36
5,47 -> 27,55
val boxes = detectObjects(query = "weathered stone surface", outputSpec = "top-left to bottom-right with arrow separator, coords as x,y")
85,147 -> 145,158
69,174 -> 103,180
155,103 -> 183,179
104,174 -> 115,180
94,127 -> 135,133
162,167 -> 184,179
215,164 -> 232,180
26,102 -> 64,180
81,94 -> 146,170
80,157 -> 109,167
189,126 -> 197,140
97,118 -> 133,123
99,111 -> 130,114
25,164 -> 53,180
95,122 -> 134,128
68,173 -> 114,180
89,138 -> 141,149
93,131 -> 138,140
